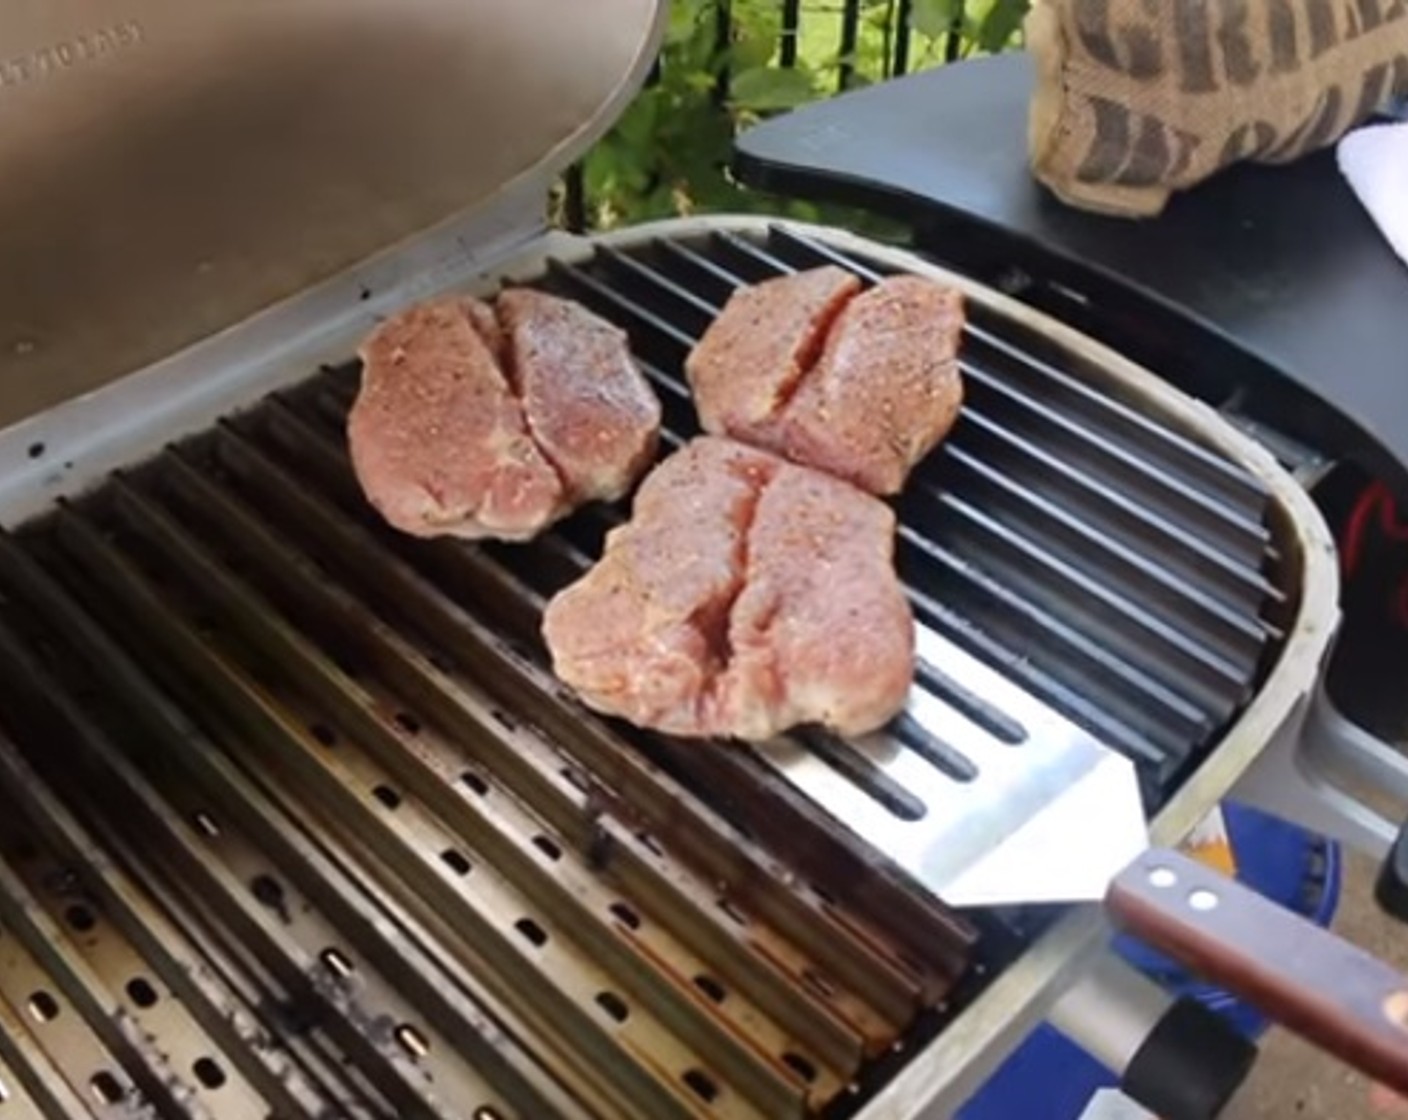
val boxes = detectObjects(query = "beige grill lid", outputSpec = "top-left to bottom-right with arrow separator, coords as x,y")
0,0 -> 666,430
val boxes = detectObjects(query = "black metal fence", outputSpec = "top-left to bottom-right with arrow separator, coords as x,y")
561,0 -> 962,232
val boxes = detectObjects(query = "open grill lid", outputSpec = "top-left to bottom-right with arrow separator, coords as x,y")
0,0 -> 666,433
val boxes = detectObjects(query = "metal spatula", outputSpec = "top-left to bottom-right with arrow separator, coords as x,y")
750,627 -> 1408,1098
747,622 -> 1149,907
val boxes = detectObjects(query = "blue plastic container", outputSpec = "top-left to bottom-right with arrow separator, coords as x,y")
955,800 -> 1342,1120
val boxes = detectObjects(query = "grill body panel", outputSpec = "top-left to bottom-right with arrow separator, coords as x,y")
0,218 -> 1338,1120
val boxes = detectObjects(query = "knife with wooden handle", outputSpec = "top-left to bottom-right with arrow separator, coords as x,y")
1107,847 -> 1408,1098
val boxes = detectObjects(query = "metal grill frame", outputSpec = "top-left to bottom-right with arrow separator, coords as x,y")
0,215 -> 1341,1118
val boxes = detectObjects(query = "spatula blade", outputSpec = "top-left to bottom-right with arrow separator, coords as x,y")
746,624 -> 1150,909
937,746 -> 1146,907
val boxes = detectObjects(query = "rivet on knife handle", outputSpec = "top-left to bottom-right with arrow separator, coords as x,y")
1106,847 -> 1408,1098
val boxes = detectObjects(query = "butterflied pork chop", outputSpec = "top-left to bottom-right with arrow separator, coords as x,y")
687,267 -> 965,496
348,290 -> 660,541
541,436 -> 915,740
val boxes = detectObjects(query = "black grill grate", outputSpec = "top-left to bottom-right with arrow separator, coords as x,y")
528,225 -> 1285,800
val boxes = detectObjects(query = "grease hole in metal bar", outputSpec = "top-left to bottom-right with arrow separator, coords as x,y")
89,1072 -> 124,1104
64,904 -> 97,932
309,723 -> 338,748
26,442 -> 43,460
682,1070 -> 719,1104
693,975 -> 726,1003
595,992 -> 630,1023
250,874 -> 286,912
461,770 -> 489,796
125,978 -> 159,1008
395,1024 -> 431,1060
802,969 -> 837,999
491,709 -> 518,732
441,850 -> 472,877
716,897 -> 748,926
514,918 -> 548,947
27,992 -> 59,1022
393,711 -> 421,736
560,767 -> 590,792
782,1053 -> 818,1084
192,811 -> 221,838
609,902 -> 642,930
320,948 -> 355,979
532,835 -> 562,862
330,653 -> 362,679
193,1058 -> 226,1090
372,785 -> 402,810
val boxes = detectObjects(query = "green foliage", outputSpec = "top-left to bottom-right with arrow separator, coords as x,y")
557,0 -> 1030,236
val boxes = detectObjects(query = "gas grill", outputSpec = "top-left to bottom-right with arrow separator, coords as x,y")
0,3 -> 1379,1119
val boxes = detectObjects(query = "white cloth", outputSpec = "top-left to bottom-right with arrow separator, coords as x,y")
1337,120 -> 1408,270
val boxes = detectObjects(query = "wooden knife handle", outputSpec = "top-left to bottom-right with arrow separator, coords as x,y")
1107,847 -> 1408,1097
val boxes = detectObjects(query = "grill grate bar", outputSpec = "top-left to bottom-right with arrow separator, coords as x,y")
955,363 -> 1269,547
595,229 -> 1276,583
0,1047 -> 63,1120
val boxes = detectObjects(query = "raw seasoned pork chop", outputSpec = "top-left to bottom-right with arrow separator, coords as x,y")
686,266 -> 965,495
541,436 -> 915,740
348,290 -> 660,541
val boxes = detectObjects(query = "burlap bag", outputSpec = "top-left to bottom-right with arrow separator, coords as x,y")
1026,0 -> 1408,217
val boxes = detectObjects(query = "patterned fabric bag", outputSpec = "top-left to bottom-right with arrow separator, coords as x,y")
1025,0 -> 1408,217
